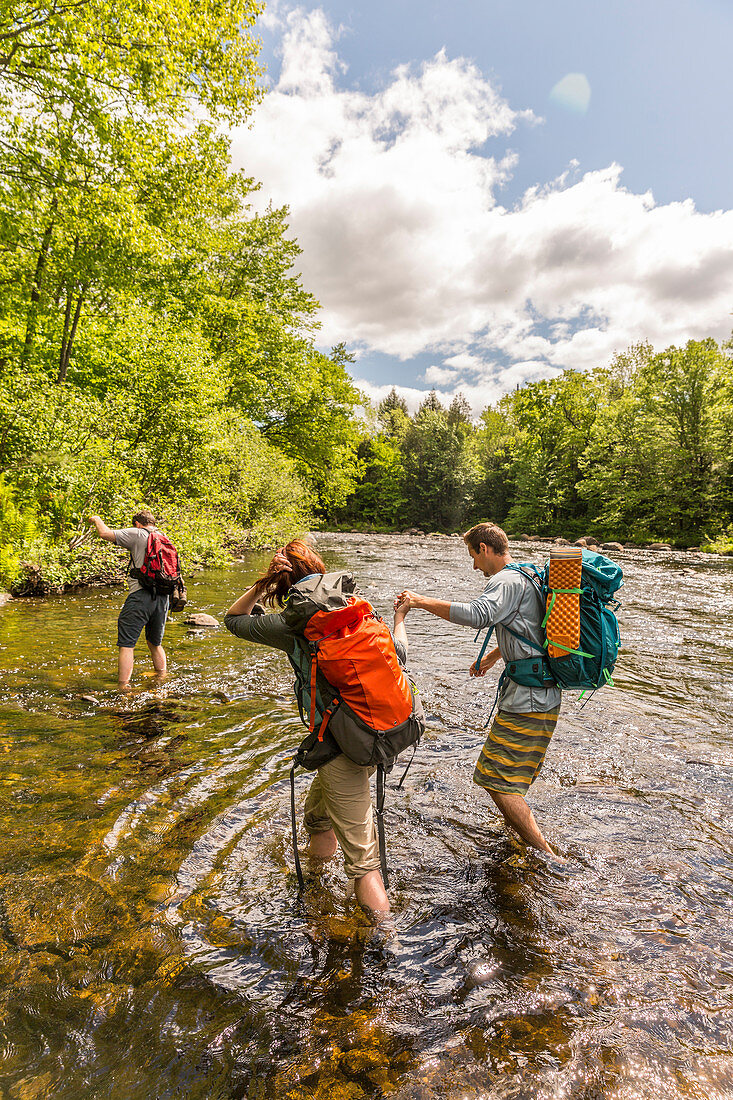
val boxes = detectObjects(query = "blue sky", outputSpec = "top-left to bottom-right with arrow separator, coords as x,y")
232,0 -> 733,412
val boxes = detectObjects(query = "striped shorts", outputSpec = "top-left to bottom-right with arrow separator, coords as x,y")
473,708 -> 561,796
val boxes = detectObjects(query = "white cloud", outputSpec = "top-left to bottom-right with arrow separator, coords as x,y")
422,364 -> 459,385
232,7 -> 733,407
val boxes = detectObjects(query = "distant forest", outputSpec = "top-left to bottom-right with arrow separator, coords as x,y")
338,336 -> 733,552
2,1 -> 732,594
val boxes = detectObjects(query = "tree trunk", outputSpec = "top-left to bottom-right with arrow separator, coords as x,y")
20,201 -> 58,367
57,287 -> 85,384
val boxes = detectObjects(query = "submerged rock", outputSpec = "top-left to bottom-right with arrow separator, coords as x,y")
184,613 -> 220,628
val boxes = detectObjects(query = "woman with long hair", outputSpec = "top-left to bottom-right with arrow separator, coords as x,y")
224,539 -> 411,918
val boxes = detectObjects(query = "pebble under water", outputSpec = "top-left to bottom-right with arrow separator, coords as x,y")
1,533 -> 733,1099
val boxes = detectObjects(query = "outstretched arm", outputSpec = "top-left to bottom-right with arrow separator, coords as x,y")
395,590 -> 452,622
393,604 -> 409,653
88,515 -> 116,543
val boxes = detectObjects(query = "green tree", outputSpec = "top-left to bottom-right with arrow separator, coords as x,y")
469,406 -> 515,525
377,388 -> 410,439
502,370 -> 603,535
402,401 -> 476,529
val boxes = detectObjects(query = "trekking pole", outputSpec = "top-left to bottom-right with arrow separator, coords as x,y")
290,763 -> 305,890
375,763 -> 389,889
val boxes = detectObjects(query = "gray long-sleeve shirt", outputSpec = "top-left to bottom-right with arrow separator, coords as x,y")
450,566 -> 561,714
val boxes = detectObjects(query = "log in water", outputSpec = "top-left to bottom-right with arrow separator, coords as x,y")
1,534 -> 733,1099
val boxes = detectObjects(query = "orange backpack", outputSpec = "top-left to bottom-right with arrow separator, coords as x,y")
303,596 -> 414,743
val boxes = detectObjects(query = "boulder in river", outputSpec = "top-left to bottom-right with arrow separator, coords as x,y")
517,533 -> 532,542
574,539 -> 588,548
647,542 -> 672,551
554,537 -> 571,545
602,542 -> 624,552
184,613 -> 220,628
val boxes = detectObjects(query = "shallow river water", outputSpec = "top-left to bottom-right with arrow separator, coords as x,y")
2,533 -> 733,1100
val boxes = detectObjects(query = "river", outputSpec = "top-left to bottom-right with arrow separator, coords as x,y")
1,533 -> 733,1100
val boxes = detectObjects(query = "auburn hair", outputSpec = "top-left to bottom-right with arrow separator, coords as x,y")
253,539 -> 326,607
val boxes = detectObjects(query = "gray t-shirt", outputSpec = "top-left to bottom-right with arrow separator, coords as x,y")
450,565 -> 562,714
114,527 -> 151,592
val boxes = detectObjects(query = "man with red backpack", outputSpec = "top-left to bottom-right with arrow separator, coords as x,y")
89,509 -> 178,687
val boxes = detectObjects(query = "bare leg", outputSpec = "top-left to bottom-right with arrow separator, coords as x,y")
146,641 -> 167,674
489,791 -> 555,855
354,869 -> 390,915
118,647 -> 134,686
305,831 -> 390,914
305,828 -> 338,859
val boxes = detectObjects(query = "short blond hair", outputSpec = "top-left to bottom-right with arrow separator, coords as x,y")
463,522 -> 509,555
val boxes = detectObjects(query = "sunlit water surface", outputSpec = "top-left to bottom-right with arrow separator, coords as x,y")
1,534 -> 733,1099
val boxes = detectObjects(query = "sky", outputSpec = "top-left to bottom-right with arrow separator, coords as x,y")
231,0 -> 733,414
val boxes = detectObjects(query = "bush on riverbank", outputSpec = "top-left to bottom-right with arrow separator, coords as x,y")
700,528 -> 733,556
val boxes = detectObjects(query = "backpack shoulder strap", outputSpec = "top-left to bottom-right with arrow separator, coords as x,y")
475,563 -> 547,656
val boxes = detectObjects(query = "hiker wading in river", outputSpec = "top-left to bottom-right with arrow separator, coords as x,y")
88,510 -> 168,687
224,540 -> 418,919
396,521 -> 562,857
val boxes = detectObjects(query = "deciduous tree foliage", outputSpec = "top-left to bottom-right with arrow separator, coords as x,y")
332,342 -> 733,553
0,0 -> 363,589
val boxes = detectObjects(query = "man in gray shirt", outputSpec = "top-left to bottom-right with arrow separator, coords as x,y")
396,522 -> 561,857
88,509 -> 168,687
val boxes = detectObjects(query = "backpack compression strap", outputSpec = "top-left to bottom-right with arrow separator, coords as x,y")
308,643 -> 318,731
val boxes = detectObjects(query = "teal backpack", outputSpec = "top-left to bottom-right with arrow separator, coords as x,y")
475,549 -> 623,700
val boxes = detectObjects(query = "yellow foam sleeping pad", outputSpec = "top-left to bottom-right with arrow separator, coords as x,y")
545,548 -> 583,659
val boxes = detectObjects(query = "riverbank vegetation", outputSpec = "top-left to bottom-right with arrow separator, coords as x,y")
0,0 -> 361,592
2,4 -> 732,595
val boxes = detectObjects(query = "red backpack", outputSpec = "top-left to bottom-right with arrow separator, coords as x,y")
130,531 -> 187,611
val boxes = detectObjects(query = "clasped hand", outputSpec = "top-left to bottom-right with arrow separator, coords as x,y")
393,590 -> 417,615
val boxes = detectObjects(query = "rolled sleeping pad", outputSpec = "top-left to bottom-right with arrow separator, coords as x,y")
546,547 -> 583,659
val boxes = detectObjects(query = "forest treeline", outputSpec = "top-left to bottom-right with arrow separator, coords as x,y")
336,334 -> 733,553
1,2 -> 732,594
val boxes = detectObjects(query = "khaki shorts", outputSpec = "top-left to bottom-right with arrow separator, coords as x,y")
303,754 -> 381,881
